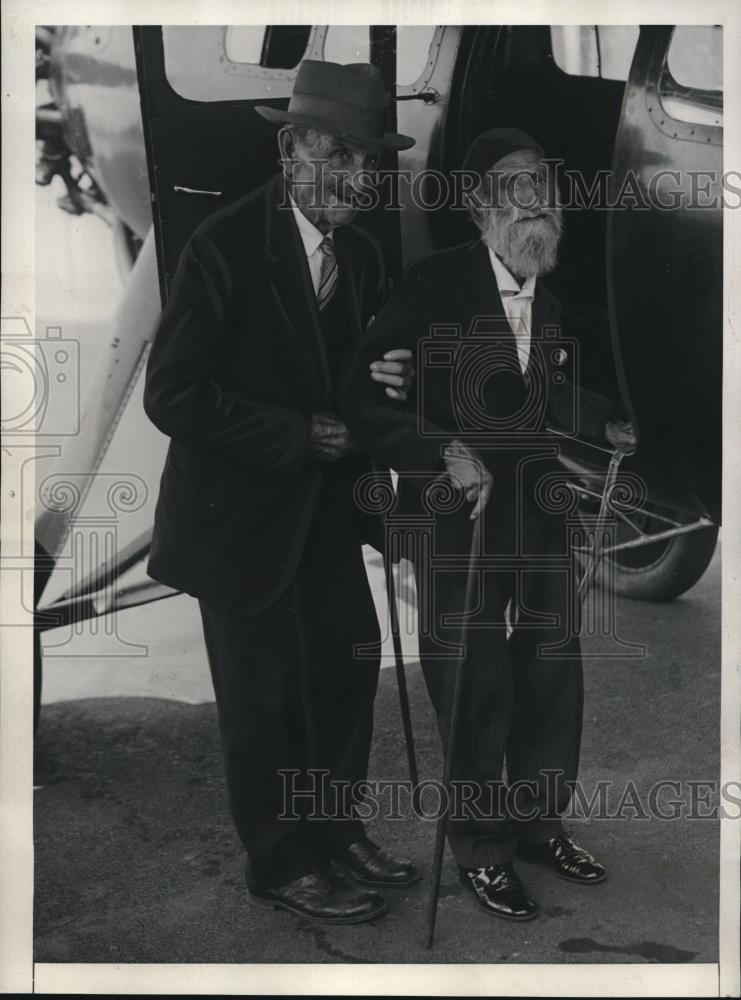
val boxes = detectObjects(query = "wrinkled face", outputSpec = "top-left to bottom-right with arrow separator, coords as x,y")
469,148 -> 563,279
279,127 -> 380,232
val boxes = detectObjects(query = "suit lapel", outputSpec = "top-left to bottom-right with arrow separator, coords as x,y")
262,176 -> 331,392
333,227 -> 362,343
527,281 -> 560,385
526,282 -> 543,381
460,240 -> 521,365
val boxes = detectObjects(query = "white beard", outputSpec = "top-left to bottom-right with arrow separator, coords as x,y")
481,206 -> 564,279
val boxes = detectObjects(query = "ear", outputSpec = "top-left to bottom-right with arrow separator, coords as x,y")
277,128 -> 294,176
463,192 -> 486,229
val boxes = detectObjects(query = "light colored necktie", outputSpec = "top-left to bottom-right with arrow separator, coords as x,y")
316,236 -> 339,311
500,288 -> 533,375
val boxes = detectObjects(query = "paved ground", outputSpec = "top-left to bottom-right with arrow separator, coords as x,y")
33,546 -> 721,965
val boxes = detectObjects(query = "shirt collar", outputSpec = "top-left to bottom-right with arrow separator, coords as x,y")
288,193 -> 331,258
487,247 -> 536,300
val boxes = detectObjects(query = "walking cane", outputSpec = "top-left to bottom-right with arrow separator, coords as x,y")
423,447 -> 627,947
578,447 -> 627,603
384,537 -> 419,786
368,456 -> 419,788
425,514 -> 482,949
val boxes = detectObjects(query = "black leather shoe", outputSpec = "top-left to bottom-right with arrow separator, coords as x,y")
517,831 -> 606,884
248,870 -> 388,924
459,864 -> 538,921
333,836 -> 421,888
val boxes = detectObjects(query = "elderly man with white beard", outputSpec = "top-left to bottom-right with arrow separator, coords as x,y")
340,128 -> 636,922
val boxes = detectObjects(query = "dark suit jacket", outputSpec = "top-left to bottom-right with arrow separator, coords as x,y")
340,239 -> 617,556
144,174 -> 386,615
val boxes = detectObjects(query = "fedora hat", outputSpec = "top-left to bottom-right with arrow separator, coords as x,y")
255,59 -> 415,151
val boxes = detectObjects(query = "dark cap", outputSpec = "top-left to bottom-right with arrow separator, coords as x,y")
462,127 -> 544,178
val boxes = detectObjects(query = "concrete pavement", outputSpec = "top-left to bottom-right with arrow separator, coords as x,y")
34,546 -> 721,964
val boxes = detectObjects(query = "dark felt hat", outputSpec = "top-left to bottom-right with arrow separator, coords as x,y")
462,128 -> 544,177
255,59 -> 416,151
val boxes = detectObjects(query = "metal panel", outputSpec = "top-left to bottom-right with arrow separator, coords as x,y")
607,26 -> 722,522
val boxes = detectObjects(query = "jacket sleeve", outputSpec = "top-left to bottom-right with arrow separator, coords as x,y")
360,230 -> 387,328
548,380 -> 618,441
143,232 -> 311,477
340,259 -> 451,482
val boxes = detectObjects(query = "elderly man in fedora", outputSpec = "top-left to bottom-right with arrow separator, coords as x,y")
341,128 -> 637,922
144,60 -> 421,925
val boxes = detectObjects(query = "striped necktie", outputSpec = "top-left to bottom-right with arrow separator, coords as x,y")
316,236 -> 339,311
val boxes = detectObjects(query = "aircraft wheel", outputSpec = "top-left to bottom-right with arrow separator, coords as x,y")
598,507 -> 719,602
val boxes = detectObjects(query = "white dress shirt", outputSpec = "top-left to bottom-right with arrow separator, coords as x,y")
289,194 -> 333,295
487,248 -> 536,376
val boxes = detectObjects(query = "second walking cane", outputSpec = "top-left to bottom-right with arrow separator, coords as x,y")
384,530 -> 419,787
425,514 -> 483,948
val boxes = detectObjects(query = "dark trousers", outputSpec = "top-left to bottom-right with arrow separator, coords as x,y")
414,515 -> 583,867
198,467 -> 381,890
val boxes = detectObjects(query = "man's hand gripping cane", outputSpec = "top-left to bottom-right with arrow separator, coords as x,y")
442,439 -> 494,519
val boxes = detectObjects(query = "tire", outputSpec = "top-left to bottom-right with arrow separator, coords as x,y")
602,520 -> 719,602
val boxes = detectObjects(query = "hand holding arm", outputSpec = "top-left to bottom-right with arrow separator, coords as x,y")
369,348 -> 415,401
340,259 -> 449,481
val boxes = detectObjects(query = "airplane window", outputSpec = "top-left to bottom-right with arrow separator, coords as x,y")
665,26 -> 722,92
397,26 -> 437,86
658,26 -> 722,127
224,26 -> 264,63
225,25 -> 311,68
596,26 -> 639,81
323,26 -> 370,63
163,26 -> 314,102
550,25 -> 638,81
550,26 -> 599,77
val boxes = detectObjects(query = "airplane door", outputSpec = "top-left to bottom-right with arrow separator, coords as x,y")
133,25 -> 404,302
607,25 -> 723,522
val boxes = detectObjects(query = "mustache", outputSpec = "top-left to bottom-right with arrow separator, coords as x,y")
324,180 -> 368,206
325,194 -> 358,210
510,205 -> 563,231
326,169 -> 379,208
313,188 -> 358,211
